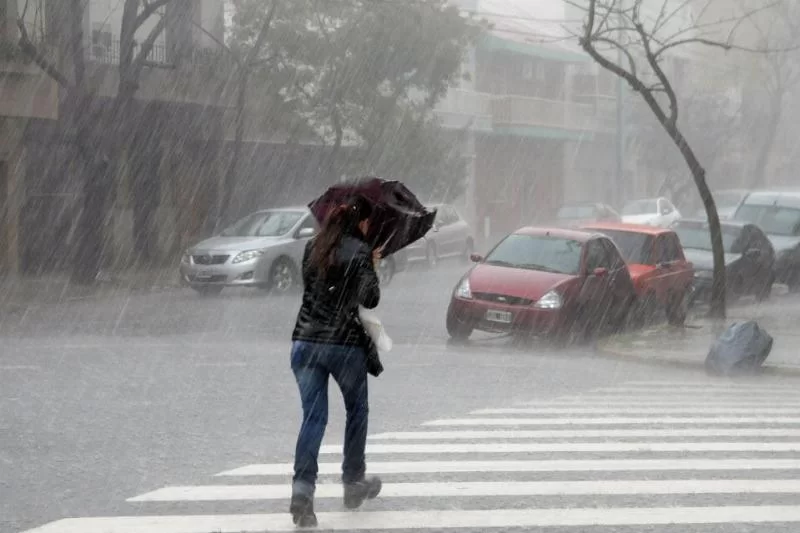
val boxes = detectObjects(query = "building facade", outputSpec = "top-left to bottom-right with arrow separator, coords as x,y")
0,0 -> 231,275
433,0 -> 616,245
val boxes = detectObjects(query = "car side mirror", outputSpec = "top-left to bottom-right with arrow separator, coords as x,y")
591,267 -> 608,277
297,227 -> 316,239
470,253 -> 484,263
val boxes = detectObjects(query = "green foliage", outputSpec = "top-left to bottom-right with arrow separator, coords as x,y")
347,107 -> 470,202
228,0 -> 481,194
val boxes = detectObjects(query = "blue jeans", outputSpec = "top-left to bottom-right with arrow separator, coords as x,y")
291,340 -> 369,497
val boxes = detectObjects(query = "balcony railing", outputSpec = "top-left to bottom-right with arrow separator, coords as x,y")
434,88 -> 617,134
434,89 -> 493,131
436,88 -> 493,116
87,40 -> 168,65
491,94 -> 612,132
86,39 -> 226,69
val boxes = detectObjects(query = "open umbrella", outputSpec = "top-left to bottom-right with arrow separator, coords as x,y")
308,177 -> 436,256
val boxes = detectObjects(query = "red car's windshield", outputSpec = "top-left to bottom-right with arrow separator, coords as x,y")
484,234 -> 582,275
590,229 -> 653,264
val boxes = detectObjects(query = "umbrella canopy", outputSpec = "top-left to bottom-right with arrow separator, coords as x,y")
308,177 -> 437,256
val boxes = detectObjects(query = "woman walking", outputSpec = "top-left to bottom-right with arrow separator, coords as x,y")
289,195 -> 383,527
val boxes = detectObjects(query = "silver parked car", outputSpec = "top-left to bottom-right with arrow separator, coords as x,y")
404,203 -> 474,267
179,207 -> 317,295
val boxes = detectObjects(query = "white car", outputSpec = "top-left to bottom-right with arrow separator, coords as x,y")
621,197 -> 682,227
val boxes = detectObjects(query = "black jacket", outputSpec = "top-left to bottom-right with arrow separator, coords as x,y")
292,233 -> 380,346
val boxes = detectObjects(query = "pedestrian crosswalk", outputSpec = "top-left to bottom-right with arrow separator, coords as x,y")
22,379 -> 800,532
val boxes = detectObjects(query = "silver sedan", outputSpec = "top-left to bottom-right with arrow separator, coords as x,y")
179,207 -> 317,295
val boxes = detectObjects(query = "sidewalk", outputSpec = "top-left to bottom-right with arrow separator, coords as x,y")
598,294 -> 800,375
0,267 -> 182,307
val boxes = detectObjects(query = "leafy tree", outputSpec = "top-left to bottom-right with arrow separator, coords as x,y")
16,0 -> 172,281
227,0 -> 480,202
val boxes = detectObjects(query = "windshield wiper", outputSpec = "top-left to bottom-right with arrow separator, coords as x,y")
485,259 -> 514,267
521,263 -> 562,273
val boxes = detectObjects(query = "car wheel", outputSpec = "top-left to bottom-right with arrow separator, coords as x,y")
377,257 -> 395,286
756,273 -> 774,302
786,271 -> 800,293
608,295 -> 634,333
461,239 -> 474,264
666,288 -> 690,326
634,292 -> 658,328
426,243 -> 438,269
727,275 -> 743,303
446,305 -> 472,341
270,258 -> 299,294
193,285 -> 223,297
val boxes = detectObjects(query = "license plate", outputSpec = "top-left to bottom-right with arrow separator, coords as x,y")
196,271 -> 214,280
486,309 -> 512,324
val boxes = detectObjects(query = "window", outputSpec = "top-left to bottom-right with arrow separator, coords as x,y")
435,206 -> 458,227
296,215 -> 318,234
593,229 -> 653,264
484,234 -> 582,275
522,60 -> 533,80
600,238 -> 626,270
735,204 -> 800,236
220,210 -> 305,237
584,240 -> 610,271
673,222 -> 740,253
446,206 -> 461,224
657,234 -> 682,263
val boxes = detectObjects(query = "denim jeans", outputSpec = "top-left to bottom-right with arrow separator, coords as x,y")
291,340 -> 369,498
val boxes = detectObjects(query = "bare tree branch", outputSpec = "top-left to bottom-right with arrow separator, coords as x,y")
131,13 -> 168,77
135,0 -> 173,31
244,0 -> 279,68
16,18 -> 70,88
190,17 -> 242,65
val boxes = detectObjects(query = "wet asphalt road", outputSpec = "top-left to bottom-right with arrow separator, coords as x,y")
4,261 -> 800,533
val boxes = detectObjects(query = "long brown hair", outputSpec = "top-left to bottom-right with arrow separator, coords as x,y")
309,195 -> 373,277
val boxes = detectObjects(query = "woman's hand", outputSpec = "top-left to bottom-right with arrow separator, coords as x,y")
372,247 -> 383,270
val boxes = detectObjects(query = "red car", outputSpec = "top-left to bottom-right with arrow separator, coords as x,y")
446,227 -> 637,343
580,222 -> 694,325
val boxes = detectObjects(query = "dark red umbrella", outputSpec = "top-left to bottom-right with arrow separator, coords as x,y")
308,177 -> 437,256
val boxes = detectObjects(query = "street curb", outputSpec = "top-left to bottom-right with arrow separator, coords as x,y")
596,344 -> 800,378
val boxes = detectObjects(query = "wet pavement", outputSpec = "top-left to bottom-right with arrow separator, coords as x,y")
5,262 -> 800,532
599,291 -> 800,372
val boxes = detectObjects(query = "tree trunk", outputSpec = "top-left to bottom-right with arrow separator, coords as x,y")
69,94 -> 114,284
666,123 -> 727,318
216,69 -> 248,233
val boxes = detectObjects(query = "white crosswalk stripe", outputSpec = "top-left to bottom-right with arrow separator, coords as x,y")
21,380 -> 800,532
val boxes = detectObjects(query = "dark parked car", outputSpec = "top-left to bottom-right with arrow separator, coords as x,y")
733,190 -> 800,291
446,227 -> 637,343
672,218 -> 775,303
